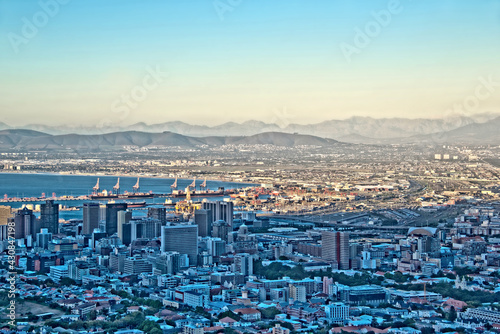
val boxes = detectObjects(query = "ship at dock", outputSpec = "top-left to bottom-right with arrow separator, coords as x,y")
168,177 -> 235,198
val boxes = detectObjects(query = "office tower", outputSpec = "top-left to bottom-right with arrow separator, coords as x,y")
207,238 -> 226,258
105,202 -> 127,235
194,209 -> 211,237
40,200 -> 59,234
147,207 -> 166,225
14,207 -> 37,239
91,229 -> 107,249
83,202 -> 100,235
289,284 -> 306,303
325,302 -> 349,324
123,256 -> 152,275
234,253 -> 253,275
212,220 -> 229,242
153,251 -> 180,275
109,249 -> 127,273
36,228 -> 52,249
130,221 -> 143,241
161,225 -> 198,266
202,201 -> 233,226
322,231 -> 350,270
117,210 -> 132,243
142,218 -> 161,239
68,261 -> 90,282
0,206 -> 12,225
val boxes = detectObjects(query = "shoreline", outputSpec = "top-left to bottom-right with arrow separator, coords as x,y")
0,171 -> 257,186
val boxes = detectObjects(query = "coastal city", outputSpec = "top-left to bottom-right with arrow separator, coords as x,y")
1,141 -> 500,334
2,0 -> 499,333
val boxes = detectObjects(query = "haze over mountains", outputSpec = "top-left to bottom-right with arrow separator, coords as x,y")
0,130 -> 342,150
1,113 -> 499,147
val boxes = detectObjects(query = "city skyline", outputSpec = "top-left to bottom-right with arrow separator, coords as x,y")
1,0 -> 499,126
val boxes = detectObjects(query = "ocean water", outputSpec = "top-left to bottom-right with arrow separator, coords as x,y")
0,173 -> 254,220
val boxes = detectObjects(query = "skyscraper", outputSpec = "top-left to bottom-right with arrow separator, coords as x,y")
40,200 -> 59,234
212,220 -> 229,242
141,218 -> 161,239
202,201 -> 233,226
117,210 -> 132,244
14,207 -> 36,239
83,202 -> 100,235
161,225 -> 198,266
322,231 -> 350,270
194,209 -> 211,237
147,207 -> 166,225
105,202 -> 127,235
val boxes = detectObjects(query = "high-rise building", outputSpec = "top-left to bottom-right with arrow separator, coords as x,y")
152,251 -> 180,275
14,207 -> 37,239
109,249 -> 127,273
130,220 -> 143,241
289,284 -> 306,303
0,206 -> 12,226
83,202 -> 100,235
141,218 -> 162,239
202,201 -> 233,226
322,231 -> 350,270
119,223 -> 132,245
147,207 -> 166,225
212,220 -> 229,241
36,228 -> 52,249
105,202 -> 127,235
207,238 -> 226,259
40,200 -> 59,234
234,253 -> 253,276
194,209 -> 211,237
117,210 -> 132,244
123,256 -> 152,275
161,225 -> 198,266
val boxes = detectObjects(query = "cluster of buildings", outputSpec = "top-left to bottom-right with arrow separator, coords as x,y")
2,196 -> 500,333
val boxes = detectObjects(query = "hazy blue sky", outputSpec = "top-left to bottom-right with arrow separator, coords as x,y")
1,0 -> 499,127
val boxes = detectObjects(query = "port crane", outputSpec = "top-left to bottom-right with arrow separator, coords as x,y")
132,177 -> 140,193
93,178 -> 100,193
113,178 -> 120,194
170,177 -> 177,190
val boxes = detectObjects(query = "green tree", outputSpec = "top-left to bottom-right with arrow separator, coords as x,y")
447,306 -> 457,322
60,277 -> 77,286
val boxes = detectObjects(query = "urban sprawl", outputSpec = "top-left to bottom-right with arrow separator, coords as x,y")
1,143 -> 500,334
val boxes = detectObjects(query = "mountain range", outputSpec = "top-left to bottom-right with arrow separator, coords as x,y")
0,130 -> 341,150
1,113 -> 499,146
